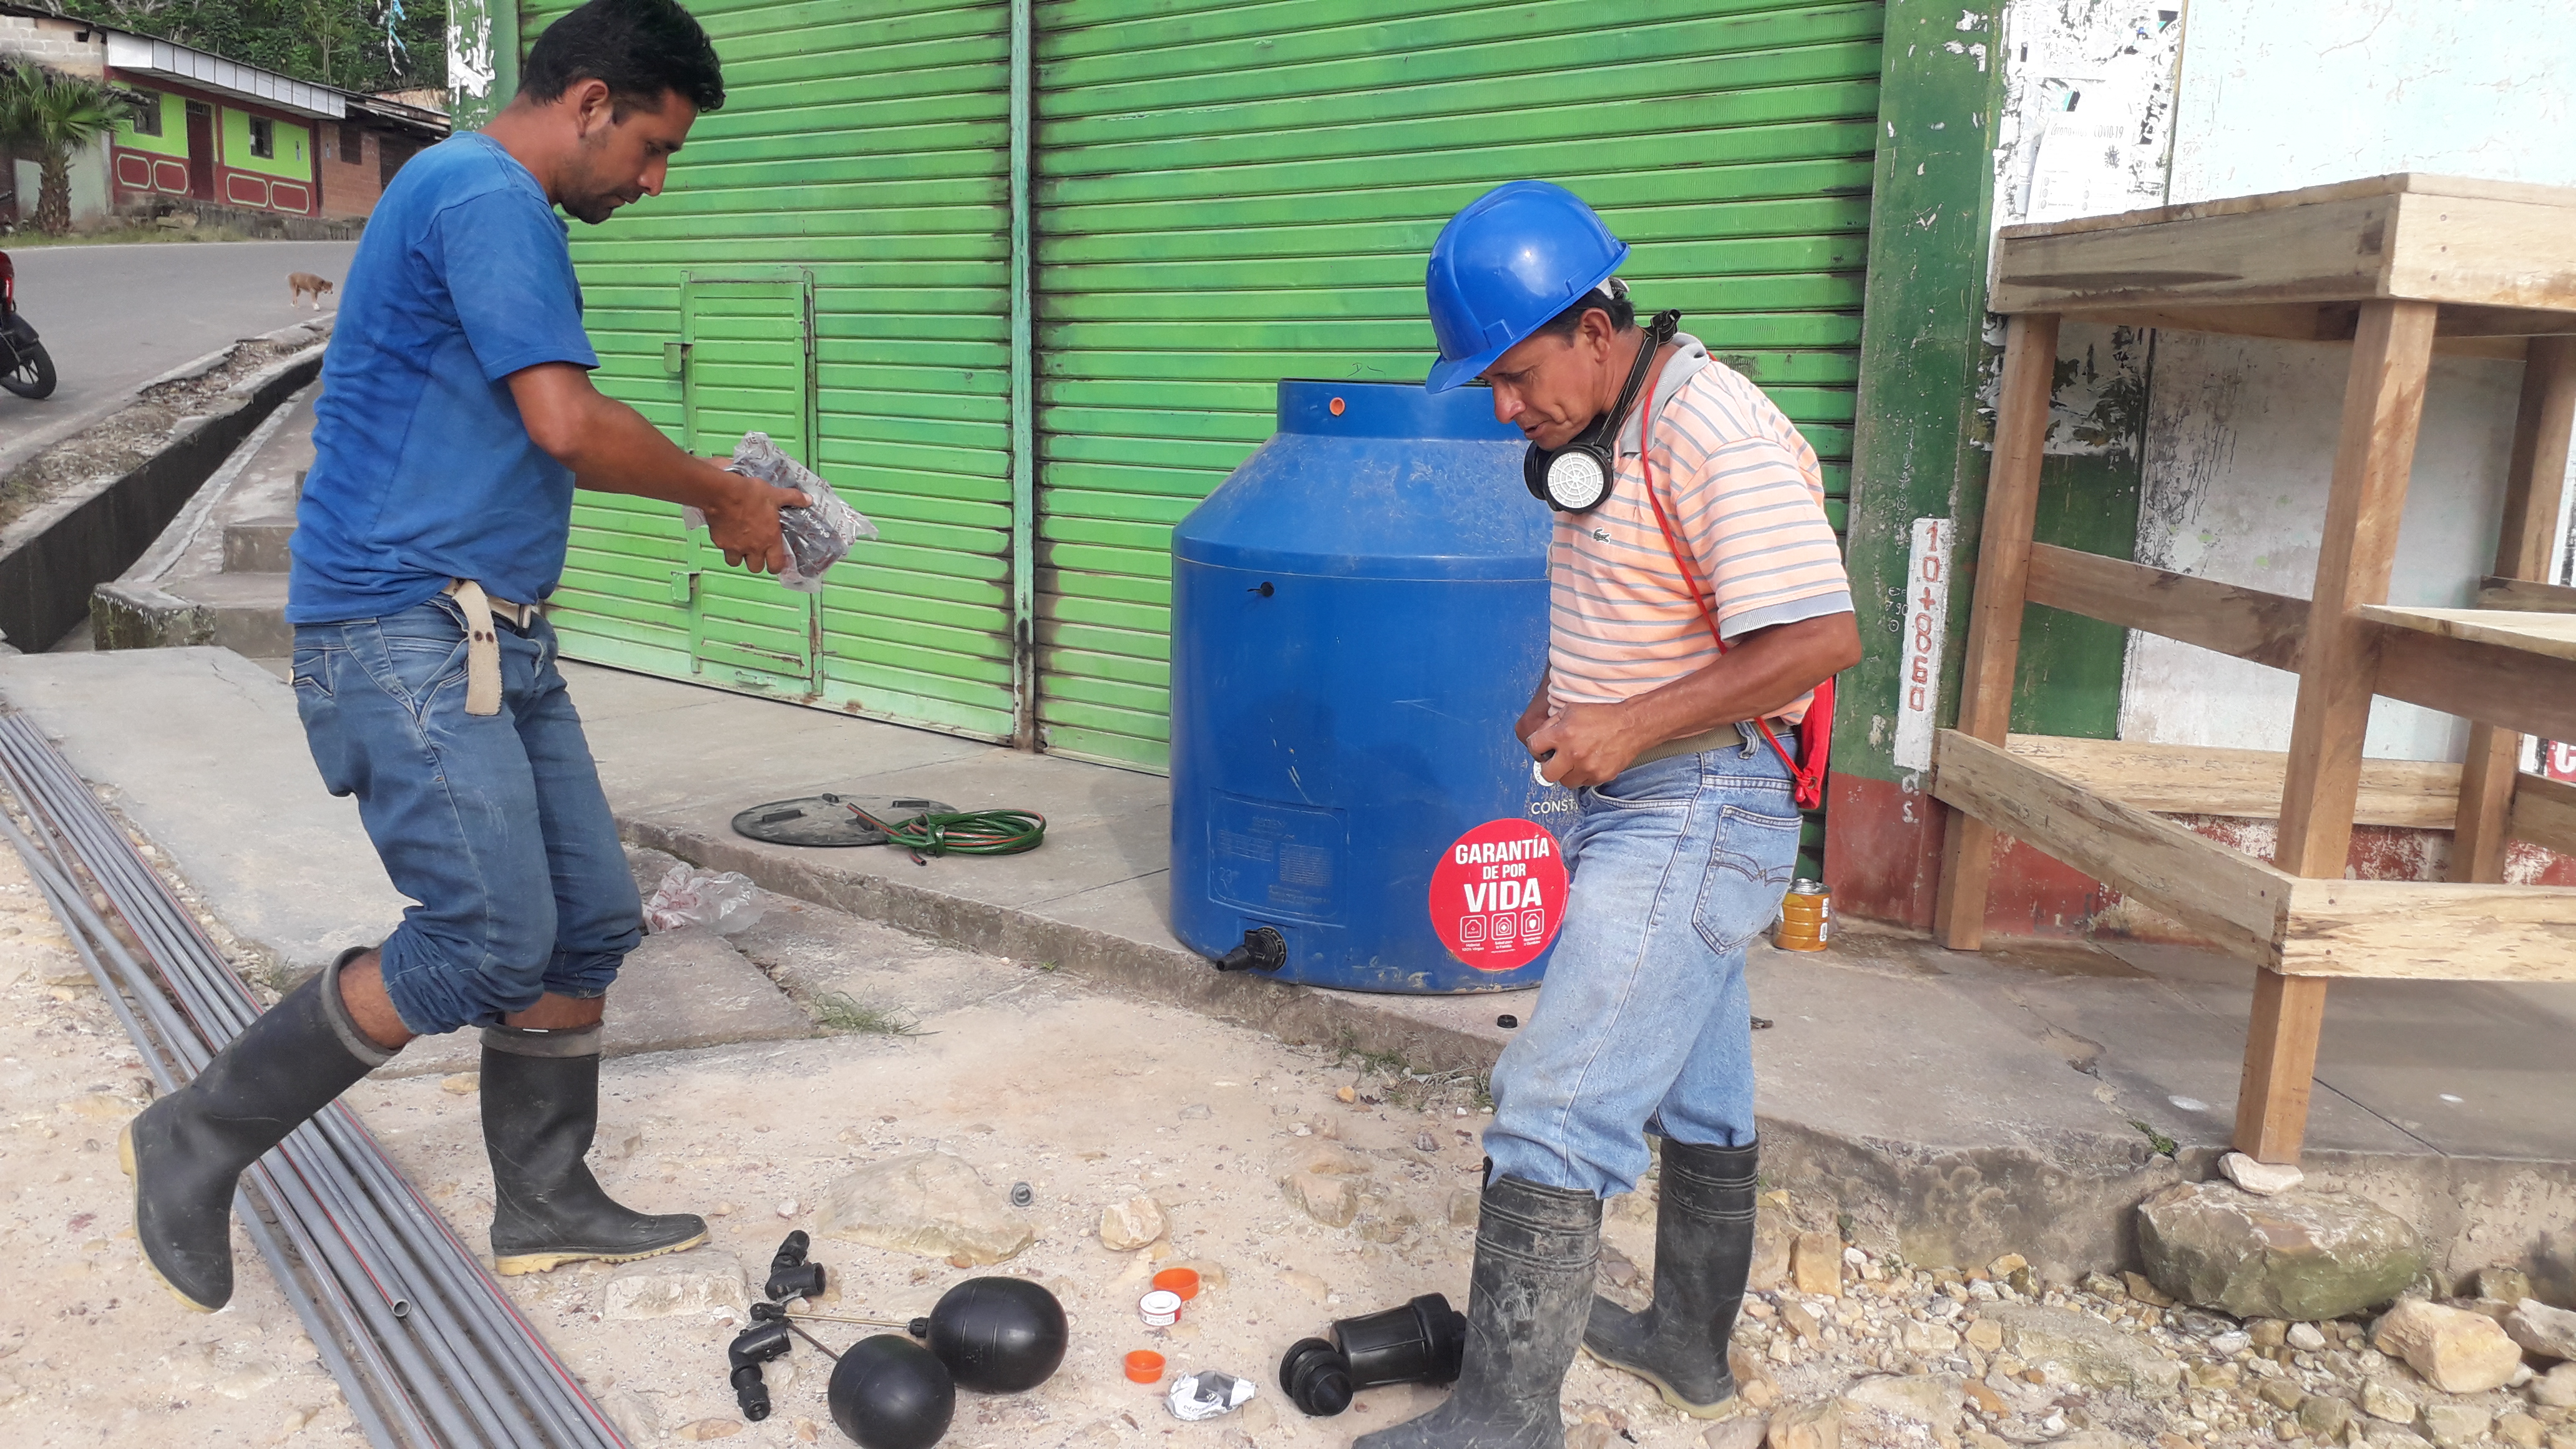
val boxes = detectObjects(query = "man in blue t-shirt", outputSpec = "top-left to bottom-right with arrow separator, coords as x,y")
120,0 -> 799,1314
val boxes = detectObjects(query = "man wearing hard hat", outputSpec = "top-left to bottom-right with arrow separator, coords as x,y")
1364,182 -> 1861,1449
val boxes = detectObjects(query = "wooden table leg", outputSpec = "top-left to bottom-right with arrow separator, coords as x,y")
2451,335 -> 2576,883
1933,312 -> 2060,951
2237,970 -> 2331,1163
2235,299 -> 2439,1163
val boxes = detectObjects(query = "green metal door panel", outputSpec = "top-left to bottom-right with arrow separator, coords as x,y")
1032,0 -> 1883,771
532,0 -> 1019,742
682,277 -> 818,693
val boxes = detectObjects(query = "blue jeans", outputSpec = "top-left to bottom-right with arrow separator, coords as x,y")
291,597 -> 642,1036
1485,724 -> 1800,1196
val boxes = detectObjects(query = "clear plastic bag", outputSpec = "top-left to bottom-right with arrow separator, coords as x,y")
643,866 -> 766,935
682,431 -> 877,594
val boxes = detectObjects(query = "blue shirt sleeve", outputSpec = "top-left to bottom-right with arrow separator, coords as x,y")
427,187 -> 599,382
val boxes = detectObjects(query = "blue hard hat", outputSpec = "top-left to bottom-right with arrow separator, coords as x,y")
1423,180 -> 1630,394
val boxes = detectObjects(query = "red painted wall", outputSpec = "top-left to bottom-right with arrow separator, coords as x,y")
104,76 -> 316,218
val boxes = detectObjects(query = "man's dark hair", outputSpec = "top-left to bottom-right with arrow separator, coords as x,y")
1533,280 -> 1636,342
521,0 -> 724,114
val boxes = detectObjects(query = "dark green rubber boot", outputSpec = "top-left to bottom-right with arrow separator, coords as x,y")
482,1024 -> 706,1275
122,950 -> 395,1312
1353,1172 -> 1600,1449
1581,1138 -> 1759,1415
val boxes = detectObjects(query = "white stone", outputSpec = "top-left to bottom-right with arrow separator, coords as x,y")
2218,1153 -> 2306,1196
1707,1417 -> 1771,1449
813,1151 -> 1035,1265
2288,1322 -> 2329,1352
2507,1299 -> 2576,1362
2359,1377 -> 2417,1424
2532,1362 -> 2576,1408
1099,1195 -> 1168,1252
2372,1298 -> 2525,1394
604,1253 -> 750,1321
1843,1373 -> 1966,1428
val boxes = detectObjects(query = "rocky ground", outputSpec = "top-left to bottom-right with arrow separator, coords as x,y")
0,836 -> 2570,1449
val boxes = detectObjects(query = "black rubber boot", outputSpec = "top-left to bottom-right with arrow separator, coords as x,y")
1581,1138 -> 1759,1415
1354,1173 -> 1599,1449
121,950 -> 396,1312
482,1025 -> 706,1275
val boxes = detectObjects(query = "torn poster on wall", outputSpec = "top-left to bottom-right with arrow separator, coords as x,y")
1991,1 -> 2183,236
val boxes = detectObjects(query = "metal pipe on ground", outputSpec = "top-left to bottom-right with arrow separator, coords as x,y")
0,720 -> 620,1446
0,716 -> 628,1449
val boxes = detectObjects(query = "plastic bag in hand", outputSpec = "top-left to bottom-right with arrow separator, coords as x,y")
682,432 -> 877,594
643,866 -> 766,935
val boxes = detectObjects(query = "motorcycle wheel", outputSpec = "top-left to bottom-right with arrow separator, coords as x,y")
1,337 -> 55,401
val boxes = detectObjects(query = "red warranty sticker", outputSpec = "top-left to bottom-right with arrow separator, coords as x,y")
1429,818 -> 1568,971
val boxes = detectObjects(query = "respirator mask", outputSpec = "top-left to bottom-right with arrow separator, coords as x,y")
1522,303 -> 1682,514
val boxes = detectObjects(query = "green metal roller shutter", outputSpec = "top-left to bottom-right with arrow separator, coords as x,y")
1033,0 -> 1881,798
534,0 -> 1020,741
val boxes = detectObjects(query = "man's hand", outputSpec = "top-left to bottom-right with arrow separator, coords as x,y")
701,469 -> 807,574
1526,701 -> 1646,789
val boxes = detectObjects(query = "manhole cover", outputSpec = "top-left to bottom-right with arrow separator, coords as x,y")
731,793 -> 955,847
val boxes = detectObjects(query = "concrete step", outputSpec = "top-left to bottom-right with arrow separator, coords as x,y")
221,514 -> 296,574
92,572 -> 290,658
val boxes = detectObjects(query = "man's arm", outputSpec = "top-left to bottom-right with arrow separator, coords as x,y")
507,362 -> 806,574
1525,612 -> 1860,788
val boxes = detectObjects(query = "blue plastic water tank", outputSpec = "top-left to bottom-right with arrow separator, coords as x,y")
1168,379 -> 1574,993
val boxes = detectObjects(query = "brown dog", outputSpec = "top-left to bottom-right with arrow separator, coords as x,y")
287,273 -> 335,310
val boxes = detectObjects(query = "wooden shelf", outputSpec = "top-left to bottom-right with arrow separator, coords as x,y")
1993,173 -> 2576,329
2003,734 -> 2459,829
1933,175 -> 2576,1161
1934,731 -> 2576,982
2357,604 -> 2576,660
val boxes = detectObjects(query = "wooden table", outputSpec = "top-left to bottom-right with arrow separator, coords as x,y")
1928,174 -> 2576,1163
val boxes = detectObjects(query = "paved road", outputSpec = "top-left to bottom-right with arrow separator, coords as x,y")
0,238 -> 356,472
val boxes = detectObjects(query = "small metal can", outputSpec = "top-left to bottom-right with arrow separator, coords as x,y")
1774,878 -> 1832,952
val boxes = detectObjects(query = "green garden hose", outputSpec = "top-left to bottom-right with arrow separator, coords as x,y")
847,804 -> 1045,862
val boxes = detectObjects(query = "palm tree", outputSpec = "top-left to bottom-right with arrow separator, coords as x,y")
0,62 -> 128,235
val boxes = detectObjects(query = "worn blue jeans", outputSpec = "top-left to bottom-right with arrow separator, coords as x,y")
291,597 -> 642,1036
1485,724 -> 1800,1196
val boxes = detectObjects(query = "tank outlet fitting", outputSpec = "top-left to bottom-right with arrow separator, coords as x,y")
1212,925 -> 1287,973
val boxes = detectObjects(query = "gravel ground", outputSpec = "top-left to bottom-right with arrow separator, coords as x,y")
0,832 -> 2569,1449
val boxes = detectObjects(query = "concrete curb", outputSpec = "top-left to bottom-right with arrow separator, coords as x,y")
0,339 -> 325,653
625,812 -> 2576,1282
618,815 -> 1511,1078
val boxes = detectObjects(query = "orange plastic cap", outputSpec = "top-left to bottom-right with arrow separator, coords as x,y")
1125,1350 -> 1166,1383
1151,1267 -> 1201,1300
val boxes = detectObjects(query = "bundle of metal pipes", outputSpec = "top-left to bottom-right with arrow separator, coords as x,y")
0,714 -> 627,1449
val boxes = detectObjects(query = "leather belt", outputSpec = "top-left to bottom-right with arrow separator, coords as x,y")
1630,718 -> 1797,770
440,580 -> 534,718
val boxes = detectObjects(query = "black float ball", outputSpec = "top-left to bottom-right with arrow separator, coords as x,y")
827,1335 -> 955,1449
924,1276 -> 1069,1393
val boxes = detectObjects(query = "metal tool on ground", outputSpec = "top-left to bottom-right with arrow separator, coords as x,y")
1278,1292 -> 1470,1417
0,715 -> 627,1449
731,794 -> 955,848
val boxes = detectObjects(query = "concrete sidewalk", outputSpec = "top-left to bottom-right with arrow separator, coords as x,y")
1,646 -> 2570,1282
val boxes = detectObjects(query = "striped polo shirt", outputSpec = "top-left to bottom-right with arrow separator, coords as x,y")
1546,334 -> 1851,725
